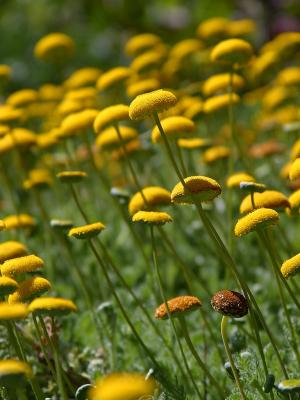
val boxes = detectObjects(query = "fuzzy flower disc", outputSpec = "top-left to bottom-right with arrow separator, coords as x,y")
0,241 -> 28,263
240,190 -> 290,213
155,295 -> 202,319
68,222 -> 105,239
0,303 -> 28,321
281,254 -> 300,279
132,211 -> 172,226
0,277 -> 18,296
210,38 -> 253,65
128,186 -> 171,216
1,255 -> 44,277
289,158 -> 300,181
9,277 -> 51,304
0,360 -> 32,388
151,116 -> 195,143
226,172 -> 255,188
56,170 -> 87,183
93,105 -> 129,134
211,290 -> 248,318
171,176 -> 221,204
234,208 -> 279,237
28,297 -> 77,316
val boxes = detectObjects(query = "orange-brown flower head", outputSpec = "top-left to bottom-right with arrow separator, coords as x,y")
155,295 -> 202,319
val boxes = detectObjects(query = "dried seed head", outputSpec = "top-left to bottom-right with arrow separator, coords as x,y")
211,290 -> 248,318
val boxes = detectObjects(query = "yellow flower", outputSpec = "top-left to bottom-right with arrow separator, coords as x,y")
291,139 -> 300,161
8,277 -> 51,304
5,128 -> 37,149
60,109 -> 98,137
3,214 -> 35,230
203,146 -> 230,164
281,254 -> 300,278
287,189 -> 300,215
202,73 -> 245,97
132,210 -> 172,225
240,190 -> 290,213
0,64 -> 12,83
0,277 -> 18,296
56,170 -> 87,183
93,105 -> 129,134
68,222 -> 105,239
64,67 -> 101,89
36,131 -> 59,149
151,116 -> 195,143
0,303 -> 28,321
23,169 -> 53,190
0,124 -> 10,137
95,126 -> 137,151
155,295 -> 202,319
276,67 -> 300,87
0,220 -> 5,231
128,186 -> 171,216
7,89 -> 38,108
56,99 -> 83,117
210,38 -> 253,65
39,84 -> 64,101
289,158 -> 300,181
0,105 -> 22,123
196,18 -> 228,41
234,208 -> 279,237
0,360 -> 32,387
171,176 -> 221,204
130,50 -> 164,74
28,297 -> 77,316
111,139 -> 141,161
177,137 -> 209,149
203,93 -> 240,113
1,255 -> 44,277
226,172 -> 255,188
65,87 -> 97,103
125,33 -> 161,56
262,86 -> 293,111
169,39 -> 203,61
0,241 -> 28,263
129,89 -> 177,120
97,67 -> 131,91
126,78 -> 160,98
183,101 -> 203,120
251,51 -> 278,80
89,372 -> 157,400
34,32 -> 75,62
227,19 -> 256,37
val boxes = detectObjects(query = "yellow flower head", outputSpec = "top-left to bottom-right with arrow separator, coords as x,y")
203,73 -> 245,97
171,176 -> 221,204
132,210 -> 172,226
0,360 -> 32,388
39,84 -> 64,101
262,86 -> 293,111
169,39 -> 203,61
64,67 -> 101,89
289,158 -> 300,181
89,372 -> 157,400
203,145 -> 230,164
3,214 -> 35,230
291,139 -> 300,161
228,19 -> 256,37
129,89 -> 177,120
28,297 -> 77,316
36,131 -> 59,149
0,303 -> 28,321
111,139 -> 141,161
125,33 -> 161,56
196,17 -> 228,41
130,50 -> 164,74
155,295 -> 202,320
0,277 -> 18,296
226,172 -> 255,188
251,51 -> 279,80
0,105 -> 22,124
23,169 -> 53,190
288,189 -> 300,215
65,87 -> 97,103
203,93 -> 240,113
1,255 -> 44,277
151,116 -> 195,144
240,190 -> 290,213
276,67 -> 300,87
56,99 -> 83,117
0,124 -> 10,137
177,137 -> 209,150
93,105 -> 129,134
234,208 -> 279,237
210,38 -> 253,65
0,241 -> 28,264
7,89 -> 38,108
184,101 -> 203,120
97,67 -> 131,91
56,170 -> 87,183
281,254 -> 300,278
9,277 -> 51,304
34,32 -> 75,62
0,220 -> 5,231
128,186 -> 171,216
7,128 -> 37,149
68,222 -> 105,239
126,78 -> 160,99
0,64 -> 12,83
96,126 -> 137,151
60,108 -> 98,137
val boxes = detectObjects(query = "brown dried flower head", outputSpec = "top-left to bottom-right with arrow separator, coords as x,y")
211,290 -> 248,318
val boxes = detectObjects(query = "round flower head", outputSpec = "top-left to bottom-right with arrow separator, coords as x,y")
37,132 -> 59,149
291,139 -> 300,161
0,303 -> 28,321
3,214 -> 35,230
93,105 -> 129,134
169,38 -> 203,61
97,67 -> 130,91
239,181 -> 266,194
0,241 -> 28,263
129,89 -> 177,120
56,170 -> 87,183
111,139 -> 141,161
0,277 -> 18,296
228,19 -> 256,37
34,32 -> 75,63
50,219 -> 74,230
1,255 -> 44,277
96,126 -> 137,151
0,105 -> 22,124
60,109 -> 98,137
23,169 -> 53,190
211,290 -> 248,318
251,51 -> 279,81
276,67 -> 300,87
28,297 -> 77,316
0,220 -> 5,231
203,73 -> 245,97
196,17 -> 228,41
64,67 -> 101,89
234,208 -> 279,237
65,87 -> 97,104
184,101 -> 203,120
281,254 -> 300,279
203,93 -> 240,113
68,222 -> 105,239
89,372 -> 157,400
128,186 -> 171,216
125,33 -> 161,56
130,50 -> 164,74
240,190 -> 290,213
8,277 -> 51,304
151,116 -> 195,143
39,83 -> 64,101
277,380 -> 300,394
289,158 -> 300,181
210,38 -> 253,65
226,172 -> 255,188
155,295 -> 202,320
203,146 -> 230,164
288,189 -> 300,215
7,89 -> 38,108
0,360 -> 32,388
132,210 -> 172,226
171,176 -> 221,204
177,137 -> 209,150
127,78 -> 160,98
7,128 -> 37,149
